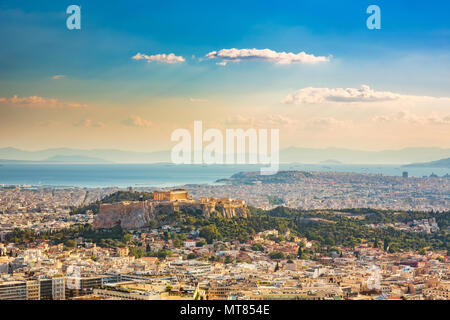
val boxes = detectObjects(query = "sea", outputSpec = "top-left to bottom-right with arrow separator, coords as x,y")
0,163 -> 448,188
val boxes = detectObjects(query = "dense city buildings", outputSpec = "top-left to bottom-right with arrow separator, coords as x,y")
0,174 -> 448,300
0,228 -> 448,300
188,171 -> 450,211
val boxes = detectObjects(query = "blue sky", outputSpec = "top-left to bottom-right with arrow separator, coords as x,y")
0,1 -> 449,151
1,1 -> 449,96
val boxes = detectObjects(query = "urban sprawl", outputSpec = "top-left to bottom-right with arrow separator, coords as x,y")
0,171 -> 448,300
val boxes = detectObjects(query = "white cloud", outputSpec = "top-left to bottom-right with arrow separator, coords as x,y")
206,48 -> 330,65
373,112 -> 450,126
0,95 -> 87,108
371,115 -> 391,123
74,118 -> 105,128
306,117 -> 348,129
189,98 -> 208,103
51,75 -> 65,80
283,85 -> 450,105
265,114 -> 298,126
132,53 -> 185,64
373,111 -> 422,124
35,120 -> 61,127
223,115 -> 255,126
428,115 -> 450,125
222,114 -> 298,128
122,115 -> 153,128
283,85 -> 401,104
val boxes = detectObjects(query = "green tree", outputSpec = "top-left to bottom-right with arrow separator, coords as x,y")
196,240 -> 206,247
251,243 -> 264,252
64,240 -> 77,248
224,255 -> 233,264
123,233 -> 132,242
200,225 -> 220,244
187,253 -> 198,260
269,251 -> 285,260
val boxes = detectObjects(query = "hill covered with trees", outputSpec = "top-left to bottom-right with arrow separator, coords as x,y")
70,190 -> 154,215
63,191 -> 449,254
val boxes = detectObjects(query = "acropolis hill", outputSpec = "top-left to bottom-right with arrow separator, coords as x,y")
93,189 -> 249,230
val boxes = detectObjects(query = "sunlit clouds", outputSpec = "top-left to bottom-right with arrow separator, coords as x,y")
206,48 -> 331,65
132,53 -> 185,64
73,118 -> 105,128
122,115 -> 153,128
283,85 -> 450,105
0,95 -> 87,108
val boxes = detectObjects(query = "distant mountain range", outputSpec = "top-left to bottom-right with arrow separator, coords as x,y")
280,147 -> 450,164
44,155 -> 112,163
319,159 -> 343,165
0,146 -> 450,164
404,157 -> 450,168
0,147 -> 169,164
0,155 -> 112,164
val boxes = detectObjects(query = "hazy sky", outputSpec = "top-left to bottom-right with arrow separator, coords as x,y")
0,0 -> 449,152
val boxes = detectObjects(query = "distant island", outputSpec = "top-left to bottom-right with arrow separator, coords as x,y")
404,157 -> 450,168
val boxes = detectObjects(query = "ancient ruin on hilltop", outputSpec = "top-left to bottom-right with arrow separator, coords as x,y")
93,189 -> 249,230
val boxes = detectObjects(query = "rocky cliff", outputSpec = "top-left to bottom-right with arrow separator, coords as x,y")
93,201 -> 159,229
93,199 -> 249,229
